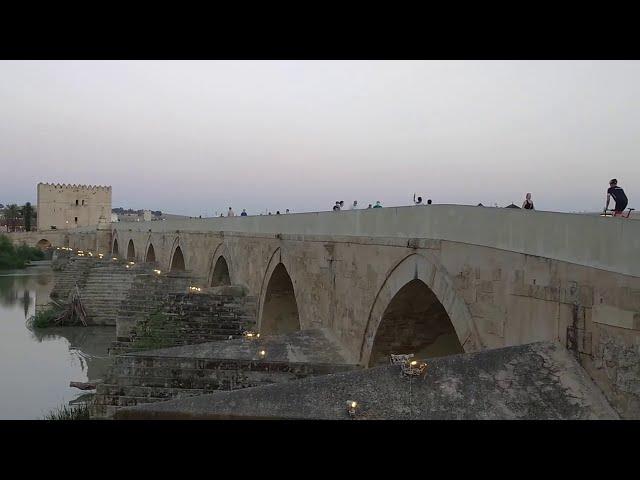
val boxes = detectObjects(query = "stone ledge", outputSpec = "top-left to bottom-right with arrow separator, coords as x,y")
592,304 -> 640,331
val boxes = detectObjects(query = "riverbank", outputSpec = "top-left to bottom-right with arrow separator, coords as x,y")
0,266 -> 114,419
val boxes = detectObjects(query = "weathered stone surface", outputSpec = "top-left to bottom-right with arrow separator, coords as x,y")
93,329 -> 358,418
116,342 -> 618,420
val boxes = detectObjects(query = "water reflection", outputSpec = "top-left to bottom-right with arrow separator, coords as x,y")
0,267 -> 114,419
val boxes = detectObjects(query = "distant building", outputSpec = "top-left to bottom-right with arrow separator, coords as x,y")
143,210 -> 152,222
37,183 -> 112,231
505,203 -> 521,209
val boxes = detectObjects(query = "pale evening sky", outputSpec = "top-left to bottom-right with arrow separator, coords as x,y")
0,60 -> 638,216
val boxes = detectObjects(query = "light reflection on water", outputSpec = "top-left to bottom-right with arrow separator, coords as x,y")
0,267 -> 114,419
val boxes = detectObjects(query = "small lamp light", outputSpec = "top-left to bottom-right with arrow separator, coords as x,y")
346,400 -> 358,418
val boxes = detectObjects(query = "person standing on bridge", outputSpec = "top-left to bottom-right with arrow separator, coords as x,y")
227,207 -> 235,217
522,193 -> 535,210
333,201 -> 341,211
373,201 -> 382,208
605,179 -> 629,217
350,200 -> 358,209
413,194 -> 424,205
241,209 -> 248,216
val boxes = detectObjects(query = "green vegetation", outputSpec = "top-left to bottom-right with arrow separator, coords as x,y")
0,235 -> 45,269
1,202 -> 37,232
23,202 -> 34,232
43,402 -> 91,420
27,304 -> 65,329
130,310 -> 180,351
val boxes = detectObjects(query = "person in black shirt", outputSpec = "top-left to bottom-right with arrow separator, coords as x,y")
522,193 -> 534,210
605,179 -> 628,216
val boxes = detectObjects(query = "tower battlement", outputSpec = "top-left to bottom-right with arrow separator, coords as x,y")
38,182 -> 112,192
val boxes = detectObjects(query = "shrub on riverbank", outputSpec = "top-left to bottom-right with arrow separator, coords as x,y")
0,235 -> 45,269
27,304 -> 65,329
43,403 -> 91,420
129,311 -> 181,351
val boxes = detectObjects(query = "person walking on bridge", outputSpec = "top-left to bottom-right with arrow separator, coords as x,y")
605,179 -> 629,217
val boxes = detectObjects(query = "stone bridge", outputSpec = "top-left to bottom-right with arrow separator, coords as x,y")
11,205 -> 640,417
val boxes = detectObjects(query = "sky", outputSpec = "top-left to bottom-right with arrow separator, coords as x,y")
0,60 -> 638,216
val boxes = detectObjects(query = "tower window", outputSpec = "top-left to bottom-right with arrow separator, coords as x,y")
82,200 -> 85,206
76,200 -> 79,206
75,217 -> 78,223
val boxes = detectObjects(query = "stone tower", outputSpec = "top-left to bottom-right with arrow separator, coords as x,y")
37,183 -> 112,231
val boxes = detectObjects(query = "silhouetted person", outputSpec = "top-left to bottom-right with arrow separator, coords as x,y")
276,211 -> 281,215
413,194 -> 423,205
241,209 -> 248,216
285,209 -> 290,214
427,199 -> 432,205
522,193 -> 534,210
373,201 -> 382,208
227,207 -> 235,217
606,179 -> 628,216
367,204 -> 372,209
333,201 -> 340,211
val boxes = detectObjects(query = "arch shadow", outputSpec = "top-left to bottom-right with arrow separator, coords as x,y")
257,248 -> 301,334
126,239 -> 136,261
36,239 -> 52,251
211,256 -> 231,286
145,243 -> 156,263
360,253 -> 478,366
170,245 -> 186,271
260,262 -> 300,335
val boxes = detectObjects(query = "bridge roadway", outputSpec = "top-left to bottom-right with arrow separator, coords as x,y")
13,205 -> 640,417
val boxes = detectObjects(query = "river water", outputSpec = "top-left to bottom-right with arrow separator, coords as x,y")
0,265 -> 114,419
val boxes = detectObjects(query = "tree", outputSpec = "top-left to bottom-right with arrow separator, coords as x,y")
23,202 -> 34,232
5,204 -> 20,232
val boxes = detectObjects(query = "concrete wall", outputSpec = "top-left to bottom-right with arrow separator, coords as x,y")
37,183 -> 111,231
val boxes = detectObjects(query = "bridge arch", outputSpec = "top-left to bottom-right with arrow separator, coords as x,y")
112,236 -> 119,257
211,256 -> 231,286
126,239 -> 136,261
169,241 -> 186,272
360,253 -> 478,367
208,243 -> 234,287
36,239 -> 52,251
257,248 -> 300,335
145,243 -> 156,263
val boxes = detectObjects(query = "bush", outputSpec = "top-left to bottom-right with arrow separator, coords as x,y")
27,304 -> 64,329
0,235 -> 45,269
43,403 -> 91,420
